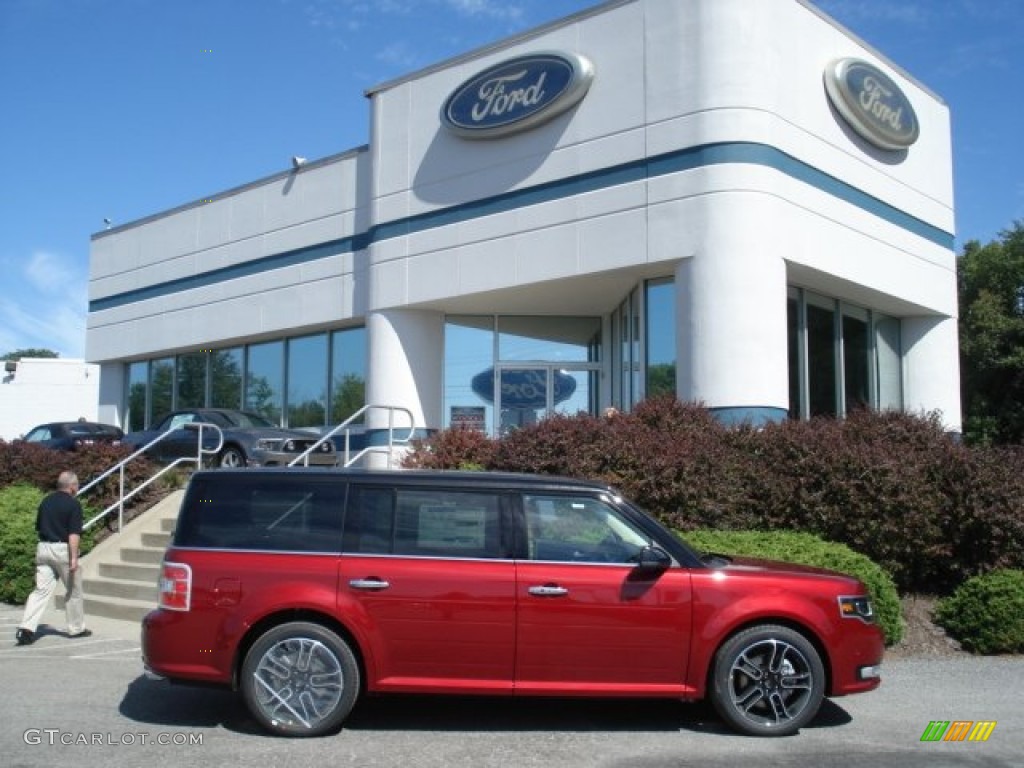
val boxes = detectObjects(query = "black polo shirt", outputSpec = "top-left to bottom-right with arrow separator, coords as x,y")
35,491 -> 83,544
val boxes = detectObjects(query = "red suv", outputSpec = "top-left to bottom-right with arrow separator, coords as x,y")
142,469 -> 883,737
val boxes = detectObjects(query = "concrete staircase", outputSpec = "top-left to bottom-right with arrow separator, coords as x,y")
60,491 -> 184,623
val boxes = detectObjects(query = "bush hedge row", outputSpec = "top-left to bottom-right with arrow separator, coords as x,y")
404,397 -> 1024,594
681,529 -> 902,645
0,441 -> 164,534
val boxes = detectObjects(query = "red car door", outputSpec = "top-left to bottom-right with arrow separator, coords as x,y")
338,485 -> 516,695
514,492 -> 693,695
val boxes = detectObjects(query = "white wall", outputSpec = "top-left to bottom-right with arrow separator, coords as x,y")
87,149 -> 369,363
0,359 -> 101,441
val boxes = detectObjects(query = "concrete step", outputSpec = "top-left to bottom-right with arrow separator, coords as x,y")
65,489 -> 183,626
98,562 -> 161,582
140,531 -> 171,549
119,547 -> 165,565
83,577 -> 157,602
82,595 -> 155,623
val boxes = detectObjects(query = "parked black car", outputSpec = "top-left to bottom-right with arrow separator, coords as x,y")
21,421 -> 125,451
122,408 -> 336,468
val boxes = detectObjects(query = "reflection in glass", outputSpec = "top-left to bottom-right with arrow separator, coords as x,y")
288,334 -> 327,428
842,309 -> 870,413
498,367 -> 547,435
210,348 -> 243,410
645,279 -> 676,398
246,341 -> 283,423
806,298 -> 837,417
498,316 -> 600,362
150,358 -> 174,424
787,294 -> 802,420
445,317 -> 495,433
875,315 -> 902,411
176,353 -> 207,408
330,327 -> 366,424
126,361 -> 147,432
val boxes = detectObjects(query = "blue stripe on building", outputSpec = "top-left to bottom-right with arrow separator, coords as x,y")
89,142 -> 954,312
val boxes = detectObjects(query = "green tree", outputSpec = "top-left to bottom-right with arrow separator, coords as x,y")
331,374 -> 366,424
2,348 -> 58,361
958,221 -> 1024,444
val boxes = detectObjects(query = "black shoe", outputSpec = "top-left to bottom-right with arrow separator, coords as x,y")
15,628 -> 34,646
69,629 -> 92,639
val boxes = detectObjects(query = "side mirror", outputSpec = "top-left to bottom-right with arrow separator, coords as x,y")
634,546 -> 671,574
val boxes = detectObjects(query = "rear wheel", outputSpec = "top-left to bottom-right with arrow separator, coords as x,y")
240,622 -> 360,737
218,446 -> 246,468
710,624 -> 825,737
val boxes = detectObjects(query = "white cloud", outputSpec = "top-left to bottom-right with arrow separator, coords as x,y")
0,249 -> 87,358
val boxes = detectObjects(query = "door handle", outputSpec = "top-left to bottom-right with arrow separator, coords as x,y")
349,578 -> 390,590
528,585 -> 569,597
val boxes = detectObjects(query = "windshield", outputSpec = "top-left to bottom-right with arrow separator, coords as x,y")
220,411 -> 277,429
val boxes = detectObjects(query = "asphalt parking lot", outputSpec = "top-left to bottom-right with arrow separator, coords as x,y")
2,603 -> 1022,768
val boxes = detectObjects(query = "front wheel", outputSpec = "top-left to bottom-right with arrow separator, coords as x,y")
240,622 -> 360,737
710,624 -> 825,737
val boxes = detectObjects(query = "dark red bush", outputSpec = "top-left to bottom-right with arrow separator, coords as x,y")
400,398 -> 1024,593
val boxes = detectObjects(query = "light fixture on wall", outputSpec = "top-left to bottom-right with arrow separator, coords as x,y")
291,156 -> 307,169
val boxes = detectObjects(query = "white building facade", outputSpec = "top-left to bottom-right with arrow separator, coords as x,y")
0,358 -> 101,441
86,0 -> 960,448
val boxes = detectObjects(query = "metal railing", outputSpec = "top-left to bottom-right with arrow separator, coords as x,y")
288,404 -> 417,468
79,404 -> 417,536
81,423 -> 224,532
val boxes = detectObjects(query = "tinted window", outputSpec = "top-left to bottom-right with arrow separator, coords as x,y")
343,486 -> 505,559
175,476 -> 344,552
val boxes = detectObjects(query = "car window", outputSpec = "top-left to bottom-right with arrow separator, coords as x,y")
343,486 -> 505,559
24,427 -> 51,442
159,413 -> 195,430
174,476 -> 345,552
523,493 -> 651,563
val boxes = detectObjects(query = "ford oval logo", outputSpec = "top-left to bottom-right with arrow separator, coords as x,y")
470,368 -> 577,409
442,51 -> 594,139
824,58 -> 919,150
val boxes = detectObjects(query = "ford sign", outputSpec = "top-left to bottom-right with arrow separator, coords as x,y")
471,368 -> 577,409
441,51 -> 594,139
824,58 -> 919,151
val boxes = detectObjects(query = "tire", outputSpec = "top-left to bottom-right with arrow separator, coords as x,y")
710,624 -> 825,737
218,446 -> 246,468
240,622 -> 360,737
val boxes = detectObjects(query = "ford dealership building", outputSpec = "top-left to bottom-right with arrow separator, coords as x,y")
86,0 -> 960,449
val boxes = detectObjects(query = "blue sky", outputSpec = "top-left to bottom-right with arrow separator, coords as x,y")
1,0 -> 1021,359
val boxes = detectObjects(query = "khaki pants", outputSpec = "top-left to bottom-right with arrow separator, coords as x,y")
19,542 -> 86,635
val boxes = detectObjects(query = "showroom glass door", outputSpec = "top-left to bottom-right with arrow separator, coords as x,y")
495,365 -> 594,435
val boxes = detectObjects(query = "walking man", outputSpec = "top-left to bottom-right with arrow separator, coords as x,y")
15,470 -> 92,645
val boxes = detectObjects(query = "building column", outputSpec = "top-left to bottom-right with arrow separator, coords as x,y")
902,316 -> 962,434
365,309 -> 444,467
674,210 -> 789,426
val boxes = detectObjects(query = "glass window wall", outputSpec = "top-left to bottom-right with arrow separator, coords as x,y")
287,334 -> 328,428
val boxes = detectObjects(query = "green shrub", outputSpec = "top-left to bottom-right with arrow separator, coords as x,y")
0,485 -> 43,604
934,569 -> 1024,654
678,529 -> 903,646
0,484 -> 98,605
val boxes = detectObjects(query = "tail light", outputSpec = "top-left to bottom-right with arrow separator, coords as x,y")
158,561 -> 192,611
